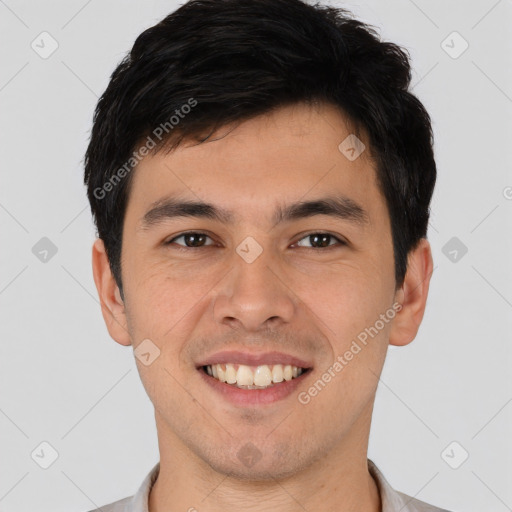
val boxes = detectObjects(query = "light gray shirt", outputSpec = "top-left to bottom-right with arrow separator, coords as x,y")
87,459 -> 454,512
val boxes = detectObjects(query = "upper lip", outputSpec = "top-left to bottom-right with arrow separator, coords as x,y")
196,350 -> 313,369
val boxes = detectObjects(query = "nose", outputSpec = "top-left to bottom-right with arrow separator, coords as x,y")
213,247 -> 296,332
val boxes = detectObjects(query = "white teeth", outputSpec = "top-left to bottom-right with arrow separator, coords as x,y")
217,365 -> 226,382
236,364 -> 254,386
225,364 -> 237,384
272,364 -> 284,383
254,365 -> 272,387
204,363 -> 306,387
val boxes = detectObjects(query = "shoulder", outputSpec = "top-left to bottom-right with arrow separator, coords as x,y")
368,459 -> 455,512
85,495 -> 133,512
395,490 -> 455,512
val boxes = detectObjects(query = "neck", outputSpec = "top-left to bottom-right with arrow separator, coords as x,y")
149,405 -> 381,512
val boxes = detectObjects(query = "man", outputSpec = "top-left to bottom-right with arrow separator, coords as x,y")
84,0 -> 452,510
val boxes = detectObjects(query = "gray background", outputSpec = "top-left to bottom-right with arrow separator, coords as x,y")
1,1 -> 511,511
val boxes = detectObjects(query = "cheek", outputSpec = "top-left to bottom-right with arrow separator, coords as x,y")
124,258 -> 220,341
309,284 -> 392,413
301,260 -> 393,335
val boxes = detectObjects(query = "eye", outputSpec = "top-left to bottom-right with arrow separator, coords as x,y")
294,232 -> 346,249
165,231 -> 216,248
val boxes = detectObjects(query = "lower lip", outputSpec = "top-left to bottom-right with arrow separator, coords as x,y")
197,367 -> 312,406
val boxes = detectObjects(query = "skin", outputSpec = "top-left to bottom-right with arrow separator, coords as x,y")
92,102 -> 433,512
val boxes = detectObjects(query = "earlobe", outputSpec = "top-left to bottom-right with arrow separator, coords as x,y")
91,238 -> 131,346
389,238 -> 434,347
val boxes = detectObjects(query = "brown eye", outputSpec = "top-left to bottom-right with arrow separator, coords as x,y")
295,233 -> 345,248
166,232 -> 214,247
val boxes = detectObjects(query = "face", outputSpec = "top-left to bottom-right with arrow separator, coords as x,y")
93,102 -> 432,480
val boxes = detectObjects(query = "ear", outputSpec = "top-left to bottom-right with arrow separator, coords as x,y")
91,238 -> 131,346
389,238 -> 434,347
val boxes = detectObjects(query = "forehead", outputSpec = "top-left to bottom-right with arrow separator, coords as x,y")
125,102 -> 385,225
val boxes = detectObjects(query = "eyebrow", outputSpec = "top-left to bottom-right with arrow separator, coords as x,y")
140,195 -> 369,229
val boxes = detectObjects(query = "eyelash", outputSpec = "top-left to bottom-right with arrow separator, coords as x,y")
164,231 -> 346,251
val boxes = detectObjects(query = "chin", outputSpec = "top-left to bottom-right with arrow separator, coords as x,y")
197,439 -> 316,482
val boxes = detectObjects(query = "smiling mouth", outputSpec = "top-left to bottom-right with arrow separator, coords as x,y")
200,363 -> 312,389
